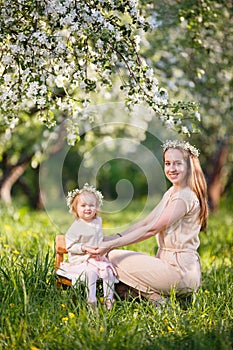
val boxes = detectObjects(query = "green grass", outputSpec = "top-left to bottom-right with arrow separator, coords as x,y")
0,201 -> 232,350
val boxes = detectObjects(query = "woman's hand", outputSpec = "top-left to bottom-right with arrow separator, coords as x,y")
93,243 -> 111,257
82,245 -> 98,255
85,241 -> 112,257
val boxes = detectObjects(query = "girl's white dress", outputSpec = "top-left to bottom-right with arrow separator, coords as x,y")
56,216 -> 118,285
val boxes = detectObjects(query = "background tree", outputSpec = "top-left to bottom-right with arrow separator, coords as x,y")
142,0 -> 233,210
0,0 -> 199,206
0,112 -> 67,208
0,0 -> 199,141
1,0 -> 232,209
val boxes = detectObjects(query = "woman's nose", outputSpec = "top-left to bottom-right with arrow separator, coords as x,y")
169,163 -> 176,171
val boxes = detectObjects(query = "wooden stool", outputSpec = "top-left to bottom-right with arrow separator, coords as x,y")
55,235 -> 103,295
55,235 -> 72,288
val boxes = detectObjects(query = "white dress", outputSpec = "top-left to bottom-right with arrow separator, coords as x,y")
57,216 -> 118,285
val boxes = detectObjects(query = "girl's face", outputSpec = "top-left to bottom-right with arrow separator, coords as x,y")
76,192 -> 97,221
164,148 -> 189,188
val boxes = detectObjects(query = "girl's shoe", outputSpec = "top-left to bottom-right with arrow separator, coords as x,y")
105,299 -> 114,310
87,301 -> 97,310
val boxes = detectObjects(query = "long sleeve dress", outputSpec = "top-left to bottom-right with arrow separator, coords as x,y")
56,216 -> 118,285
108,187 -> 202,298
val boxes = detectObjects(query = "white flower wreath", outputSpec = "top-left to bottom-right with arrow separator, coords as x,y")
66,183 -> 104,211
162,140 -> 200,157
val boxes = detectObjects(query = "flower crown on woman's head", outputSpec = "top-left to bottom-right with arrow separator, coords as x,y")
66,183 -> 104,211
162,140 -> 200,157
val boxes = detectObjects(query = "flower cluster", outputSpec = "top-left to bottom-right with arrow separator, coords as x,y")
0,0 -> 200,144
66,183 -> 104,211
162,140 -> 200,157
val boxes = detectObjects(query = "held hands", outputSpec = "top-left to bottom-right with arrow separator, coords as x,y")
81,245 -> 98,255
82,232 -> 120,257
83,242 -> 112,257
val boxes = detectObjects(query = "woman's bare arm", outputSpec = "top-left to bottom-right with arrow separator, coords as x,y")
86,198 -> 187,256
101,198 -> 165,243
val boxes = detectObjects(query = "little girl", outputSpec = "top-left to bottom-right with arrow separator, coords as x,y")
56,183 -> 118,309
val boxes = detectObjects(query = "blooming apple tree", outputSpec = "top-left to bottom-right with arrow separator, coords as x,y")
0,0 -> 200,144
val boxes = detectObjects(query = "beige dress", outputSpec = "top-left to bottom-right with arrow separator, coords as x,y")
108,187 -> 202,298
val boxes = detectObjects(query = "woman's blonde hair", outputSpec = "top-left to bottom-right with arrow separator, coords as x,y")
186,154 -> 209,231
164,147 -> 209,231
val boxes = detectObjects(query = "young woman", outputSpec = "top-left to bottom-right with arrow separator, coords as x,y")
56,183 -> 118,309
86,140 -> 208,302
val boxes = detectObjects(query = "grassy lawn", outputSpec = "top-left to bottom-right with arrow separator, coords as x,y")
0,200 -> 232,350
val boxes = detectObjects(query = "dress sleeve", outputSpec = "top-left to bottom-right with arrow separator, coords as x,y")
65,222 -> 84,255
170,189 -> 199,213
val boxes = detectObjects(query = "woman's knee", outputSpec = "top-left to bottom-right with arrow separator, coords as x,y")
108,249 -> 122,264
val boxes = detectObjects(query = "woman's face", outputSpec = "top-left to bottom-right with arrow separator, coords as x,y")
164,148 -> 189,188
76,192 -> 97,221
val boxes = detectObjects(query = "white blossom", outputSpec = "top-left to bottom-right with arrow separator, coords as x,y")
104,22 -> 114,31
4,74 -> 11,84
165,117 -> 175,129
26,82 -> 40,98
96,39 -> 104,48
9,117 -> 19,129
195,112 -> 201,121
115,32 -> 122,42
134,35 -> 141,51
145,68 -> 154,81
32,31 -> 48,45
181,126 -> 189,134
36,97 -> 47,108
2,54 -> 13,65
129,0 -> 138,7
0,0 -> 199,139
9,44 -> 21,54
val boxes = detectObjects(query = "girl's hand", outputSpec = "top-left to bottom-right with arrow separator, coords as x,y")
82,245 -> 98,255
93,242 -> 112,257
84,241 -> 112,257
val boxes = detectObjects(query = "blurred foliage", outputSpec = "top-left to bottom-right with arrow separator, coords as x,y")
142,0 -> 233,185
1,0 -> 233,208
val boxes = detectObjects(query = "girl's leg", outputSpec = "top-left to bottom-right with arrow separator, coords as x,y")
85,268 -> 98,304
102,268 -> 116,308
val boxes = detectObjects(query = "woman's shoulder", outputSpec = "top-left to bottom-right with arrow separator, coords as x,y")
172,187 -> 199,209
163,186 -> 174,198
171,187 -> 197,199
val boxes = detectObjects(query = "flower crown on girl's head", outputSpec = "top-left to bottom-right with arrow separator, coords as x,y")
162,140 -> 200,157
66,183 -> 104,211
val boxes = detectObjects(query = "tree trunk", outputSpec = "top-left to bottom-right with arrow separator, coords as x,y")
0,124 -> 66,207
17,167 -> 44,210
0,159 -> 30,204
207,141 -> 228,211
